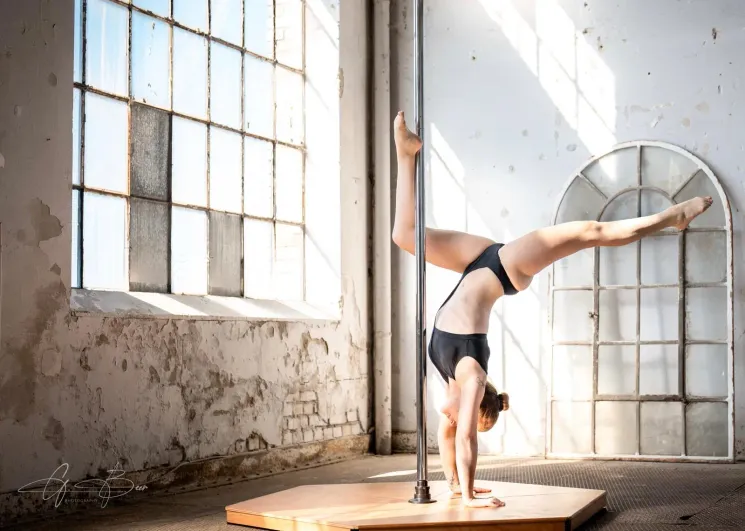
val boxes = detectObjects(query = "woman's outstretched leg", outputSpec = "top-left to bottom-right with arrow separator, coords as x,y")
500,196 -> 713,287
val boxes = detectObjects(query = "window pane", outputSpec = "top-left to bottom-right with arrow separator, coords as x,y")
686,231 -> 726,284
82,192 -> 127,290
551,401 -> 592,454
686,344 -> 728,398
210,43 -> 242,129
244,218 -> 274,299
641,146 -> 699,196
72,190 -> 81,288
674,171 -> 725,228
129,199 -> 169,292
276,66 -> 304,144
552,290 -> 593,342
275,223 -> 304,300
209,128 -> 243,213
686,287 -> 727,341
640,189 -> 673,217
244,55 -> 274,137
171,207 -> 208,294
583,146 -> 637,198
209,211 -> 242,296
552,346 -> 592,400
640,287 -> 678,341
174,0 -> 208,32
599,289 -> 636,342
244,137 -> 273,217
132,12 -> 170,108
172,117 -> 208,207
641,235 -> 678,285
598,345 -> 635,395
86,0 -> 129,96
600,245 -> 636,286
212,0 -> 243,45
553,248 -> 592,288
686,402 -> 729,457
555,176 -> 605,224
173,29 -> 208,119
74,0 -> 83,83
600,189 -> 637,221
131,103 -> 170,201
640,402 -> 683,456
245,0 -> 274,58
84,93 -> 128,193
72,89 -> 81,185
639,344 -> 678,395
133,0 -> 170,17
275,145 -> 303,222
275,0 -> 303,69
595,402 -> 637,455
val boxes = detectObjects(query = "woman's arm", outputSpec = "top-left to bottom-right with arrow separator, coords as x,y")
454,371 -> 484,504
438,413 -> 459,492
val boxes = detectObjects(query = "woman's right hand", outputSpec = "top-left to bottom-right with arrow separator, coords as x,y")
463,496 -> 505,508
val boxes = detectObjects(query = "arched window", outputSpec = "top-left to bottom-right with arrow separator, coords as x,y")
549,141 -> 734,461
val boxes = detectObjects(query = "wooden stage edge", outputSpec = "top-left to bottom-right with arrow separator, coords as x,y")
225,481 -> 607,531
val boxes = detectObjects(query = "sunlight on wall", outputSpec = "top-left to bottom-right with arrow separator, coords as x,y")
430,123 -> 467,231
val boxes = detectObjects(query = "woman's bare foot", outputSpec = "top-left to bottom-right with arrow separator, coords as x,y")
666,196 -> 713,230
393,111 -> 423,156
463,496 -> 505,508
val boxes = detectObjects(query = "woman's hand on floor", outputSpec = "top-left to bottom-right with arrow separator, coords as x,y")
463,496 -> 505,508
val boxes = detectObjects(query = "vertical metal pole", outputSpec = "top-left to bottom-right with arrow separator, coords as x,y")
409,0 -> 433,505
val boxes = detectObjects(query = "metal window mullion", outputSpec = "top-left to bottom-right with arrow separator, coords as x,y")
680,229 -> 688,456
167,0 -> 174,294
300,0 -> 307,302
635,146 -> 642,455
591,245 -> 599,455
78,0 -> 89,289
240,0 -> 246,298
205,0 -> 212,296
126,1 -> 134,291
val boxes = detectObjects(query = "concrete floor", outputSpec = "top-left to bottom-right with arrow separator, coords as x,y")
6,454 -> 745,530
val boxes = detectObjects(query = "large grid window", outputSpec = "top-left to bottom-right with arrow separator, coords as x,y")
549,142 -> 733,460
72,0 -> 306,300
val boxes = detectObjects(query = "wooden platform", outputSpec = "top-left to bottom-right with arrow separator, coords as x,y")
225,480 -> 607,531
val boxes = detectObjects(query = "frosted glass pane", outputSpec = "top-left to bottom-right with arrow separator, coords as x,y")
172,117 -> 208,207
132,13 -> 170,108
552,346 -> 592,400
130,104 -> 170,201
553,290 -> 593,342
209,212 -> 242,296
86,0 -> 129,95
171,207 -> 208,294
133,0 -> 169,17
555,176 -> 605,224
686,287 -> 727,341
174,0 -> 208,31
84,94 -> 128,194
210,43 -> 242,129
600,190 -> 637,221
72,89 -> 81,185
584,147 -> 638,197
595,402 -> 637,455
639,344 -> 678,395
553,248 -> 592,288
640,287 -> 678,341
686,402 -> 728,457
244,218 -> 274,299
72,191 -> 81,288
640,189 -> 673,217
74,0 -> 83,83
599,289 -> 636,342
244,137 -> 274,218
686,344 -> 728,398
275,224 -> 304,300
129,199 -> 168,292
275,0 -> 303,69
551,402 -> 592,454
686,232 -> 726,284
82,193 -> 127,290
244,55 -> 274,137
600,245 -> 636,286
173,29 -> 208,119
641,146 -> 699,196
209,128 -> 243,213
276,67 -> 304,145
640,402 -> 683,456
674,171 -> 725,228
212,0 -> 243,46
598,345 -> 635,395
275,145 -> 303,223
245,0 -> 274,58
641,235 -> 678,285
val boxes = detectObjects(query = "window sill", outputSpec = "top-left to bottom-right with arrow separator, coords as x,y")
70,289 -> 341,323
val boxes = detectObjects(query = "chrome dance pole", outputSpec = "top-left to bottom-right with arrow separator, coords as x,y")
409,0 -> 433,505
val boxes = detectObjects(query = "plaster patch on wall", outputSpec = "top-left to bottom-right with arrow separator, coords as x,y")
28,198 -> 62,245
0,152 -> 5,168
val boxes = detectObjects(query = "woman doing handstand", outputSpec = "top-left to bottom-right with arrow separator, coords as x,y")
391,111 -> 713,509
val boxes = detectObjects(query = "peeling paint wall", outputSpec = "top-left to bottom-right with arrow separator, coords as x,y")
389,0 -> 745,457
0,0 -> 371,513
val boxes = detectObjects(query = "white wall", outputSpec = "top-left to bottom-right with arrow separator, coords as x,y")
389,0 -> 745,457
